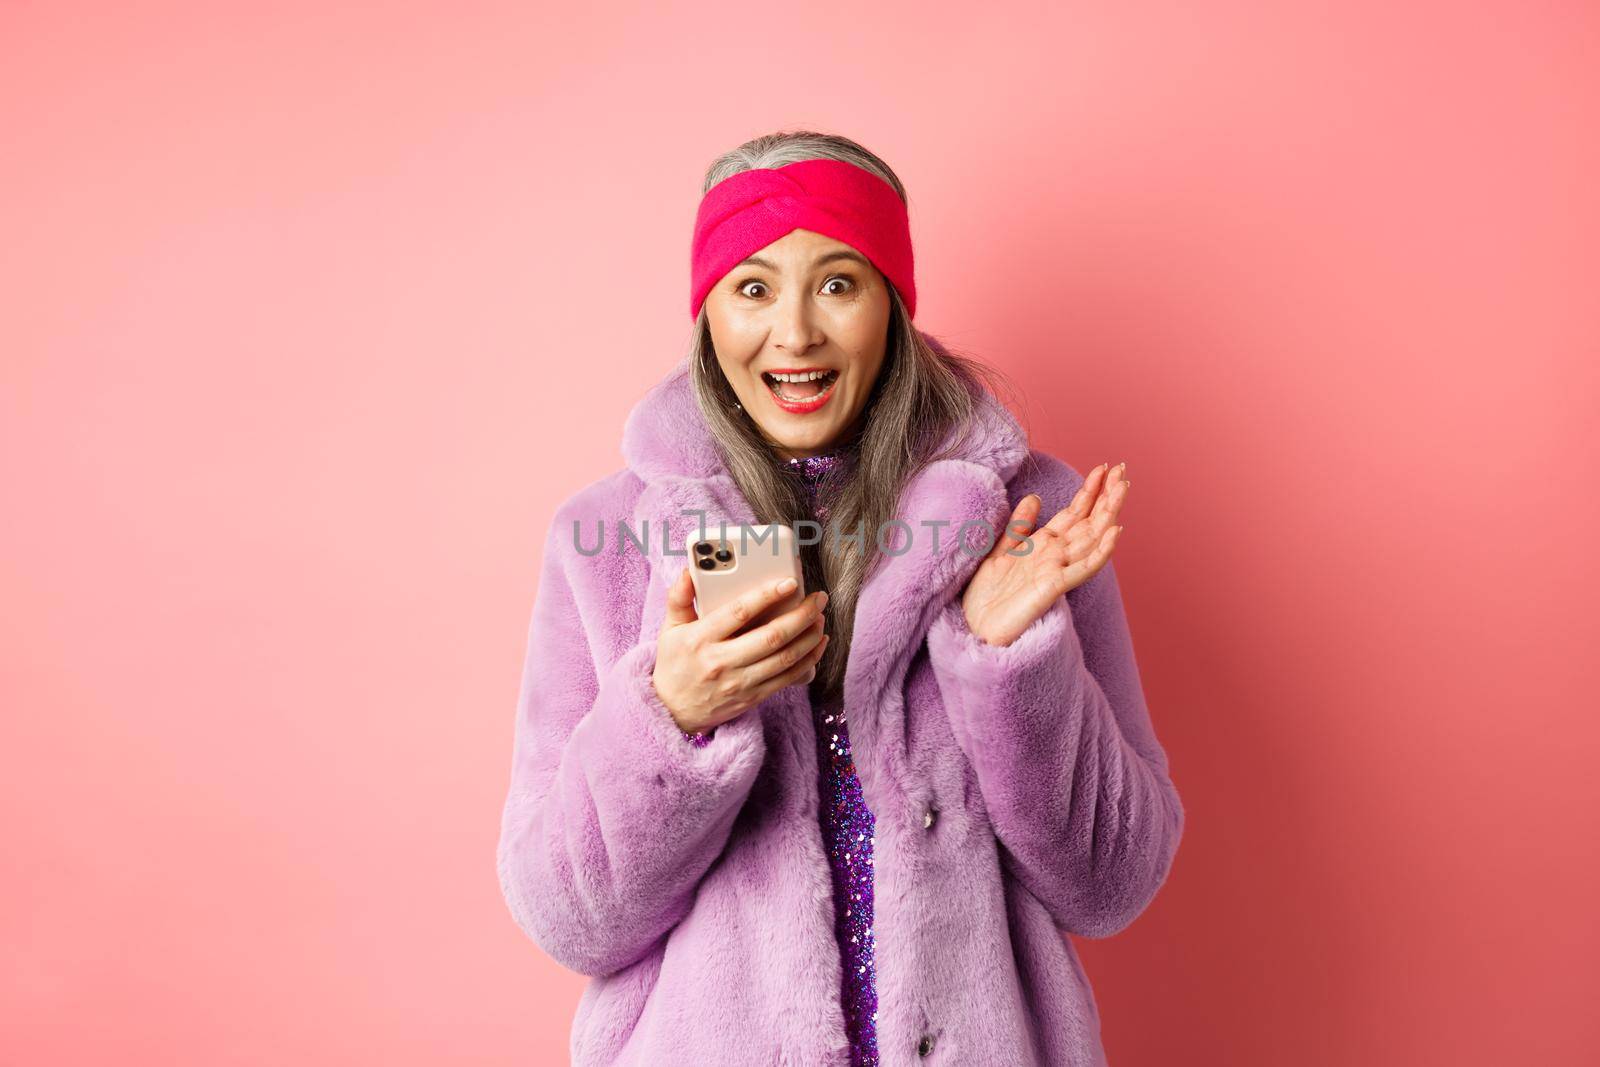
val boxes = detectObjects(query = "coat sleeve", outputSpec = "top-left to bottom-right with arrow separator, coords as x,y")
924,457 -> 1184,939
495,507 -> 768,977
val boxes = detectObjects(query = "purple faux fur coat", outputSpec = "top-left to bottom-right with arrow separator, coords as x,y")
496,352 -> 1184,1066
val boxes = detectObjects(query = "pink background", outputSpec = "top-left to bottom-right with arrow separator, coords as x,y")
3,2 -> 1595,1064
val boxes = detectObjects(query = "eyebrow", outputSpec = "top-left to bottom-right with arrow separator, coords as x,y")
734,250 -> 872,272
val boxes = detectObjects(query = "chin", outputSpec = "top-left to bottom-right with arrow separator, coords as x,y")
755,422 -> 821,452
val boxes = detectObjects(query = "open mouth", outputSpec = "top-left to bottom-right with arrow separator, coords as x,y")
761,368 -> 839,404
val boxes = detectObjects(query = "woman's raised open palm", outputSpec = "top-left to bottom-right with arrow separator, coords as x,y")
960,461 -> 1130,647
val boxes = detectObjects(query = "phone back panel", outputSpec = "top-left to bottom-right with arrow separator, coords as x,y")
685,524 -> 805,632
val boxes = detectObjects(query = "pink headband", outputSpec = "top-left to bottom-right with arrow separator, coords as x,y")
689,157 -> 916,321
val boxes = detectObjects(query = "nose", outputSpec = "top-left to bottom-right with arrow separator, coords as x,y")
772,287 -> 824,353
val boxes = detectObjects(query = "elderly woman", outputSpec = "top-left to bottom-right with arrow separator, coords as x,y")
496,130 -> 1184,1066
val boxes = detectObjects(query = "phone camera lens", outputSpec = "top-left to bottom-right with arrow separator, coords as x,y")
696,557 -> 716,570
714,548 -> 732,562
694,541 -> 713,556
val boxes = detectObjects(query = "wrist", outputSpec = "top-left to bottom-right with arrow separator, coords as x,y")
651,672 -> 710,737
959,598 -> 1003,648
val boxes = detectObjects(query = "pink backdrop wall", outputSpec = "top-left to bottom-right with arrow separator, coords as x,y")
3,2 -> 1595,1064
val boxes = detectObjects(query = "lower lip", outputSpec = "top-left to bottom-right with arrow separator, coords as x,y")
764,374 -> 839,414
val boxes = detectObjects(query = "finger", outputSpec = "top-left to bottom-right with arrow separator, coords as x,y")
737,612 -> 827,688
661,567 -> 699,629
1062,524 -> 1122,589
994,494 -> 1041,557
1043,463 -> 1107,536
1087,466 -> 1129,529
701,575 -> 802,642
716,589 -> 829,669
744,632 -> 830,705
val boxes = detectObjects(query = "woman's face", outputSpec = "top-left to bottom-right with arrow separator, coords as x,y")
704,228 -> 891,461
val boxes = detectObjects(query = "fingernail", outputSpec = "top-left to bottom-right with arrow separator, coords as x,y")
778,577 -> 798,592
816,591 -> 829,607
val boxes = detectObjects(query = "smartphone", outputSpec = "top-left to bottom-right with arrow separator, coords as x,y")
685,523 -> 805,636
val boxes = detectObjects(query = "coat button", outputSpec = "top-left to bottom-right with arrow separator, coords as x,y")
918,1033 -> 935,1056
922,807 -> 937,829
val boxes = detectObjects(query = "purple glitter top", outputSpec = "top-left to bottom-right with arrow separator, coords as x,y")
680,446 -> 879,1065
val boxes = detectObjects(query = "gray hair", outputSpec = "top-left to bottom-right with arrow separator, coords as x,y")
688,130 -> 1023,705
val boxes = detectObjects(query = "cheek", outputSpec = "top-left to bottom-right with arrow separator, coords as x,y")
843,347 -> 887,392
834,314 -> 889,377
706,302 -> 764,351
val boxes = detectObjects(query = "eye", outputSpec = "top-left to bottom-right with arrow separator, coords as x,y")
734,274 -> 856,301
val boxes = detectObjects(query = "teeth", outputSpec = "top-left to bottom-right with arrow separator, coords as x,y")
763,367 -> 837,405
766,370 -> 833,382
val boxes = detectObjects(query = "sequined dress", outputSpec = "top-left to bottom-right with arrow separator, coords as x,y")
679,447 -> 880,1066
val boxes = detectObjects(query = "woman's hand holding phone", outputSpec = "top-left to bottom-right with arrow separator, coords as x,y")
651,569 -> 829,735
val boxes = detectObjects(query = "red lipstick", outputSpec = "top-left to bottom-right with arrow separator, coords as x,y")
760,368 -> 839,415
